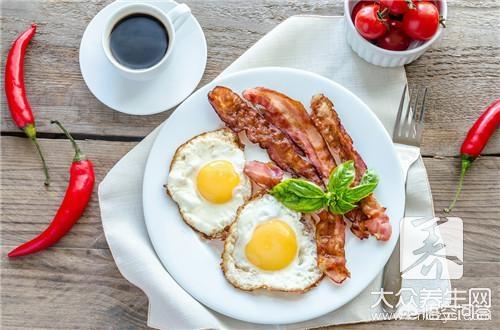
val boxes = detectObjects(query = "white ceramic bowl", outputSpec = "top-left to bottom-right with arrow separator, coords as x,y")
345,0 -> 447,67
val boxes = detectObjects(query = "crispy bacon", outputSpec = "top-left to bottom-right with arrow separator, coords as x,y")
361,195 -> 392,241
310,94 -> 367,183
244,160 -> 284,190
208,86 -> 322,185
316,211 -> 350,284
310,94 -> 391,241
308,94 -> 371,239
346,208 -> 370,240
243,87 -> 336,181
242,87 -> 351,283
210,87 -> 351,284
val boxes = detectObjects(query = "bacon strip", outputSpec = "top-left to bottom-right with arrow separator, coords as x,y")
310,94 -> 391,241
243,87 -> 336,181
316,211 -> 350,284
242,87 -> 349,284
360,196 -> 391,241
244,162 -> 350,284
208,86 -> 322,185
244,161 -> 284,190
210,87 -> 350,284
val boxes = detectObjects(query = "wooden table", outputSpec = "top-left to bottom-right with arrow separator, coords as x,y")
1,0 -> 499,328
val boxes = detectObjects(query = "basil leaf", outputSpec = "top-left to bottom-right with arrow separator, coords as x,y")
328,160 -> 355,192
270,179 -> 326,213
282,179 -> 325,197
360,169 -> 378,186
344,169 -> 379,203
328,198 -> 357,214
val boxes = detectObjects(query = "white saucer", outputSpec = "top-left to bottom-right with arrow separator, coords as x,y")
79,0 -> 207,115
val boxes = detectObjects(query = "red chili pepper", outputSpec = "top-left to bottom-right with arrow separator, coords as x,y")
445,99 -> 500,212
8,121 -> 95,258
5,23 -> 50,186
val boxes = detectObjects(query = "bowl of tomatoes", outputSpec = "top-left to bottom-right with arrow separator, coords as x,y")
345,0 -> 447,67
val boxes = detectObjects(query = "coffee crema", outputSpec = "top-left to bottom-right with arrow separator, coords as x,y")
109,14 -> 169,70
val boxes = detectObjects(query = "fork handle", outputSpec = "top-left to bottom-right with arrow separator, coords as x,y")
395,143 -> 421,178
381,143 -> 421,313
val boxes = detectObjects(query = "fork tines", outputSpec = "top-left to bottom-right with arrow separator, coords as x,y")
393,85 -> 428,146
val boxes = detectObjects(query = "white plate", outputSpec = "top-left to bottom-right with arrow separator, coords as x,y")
79,0 -> 207,115
143,67 -> 405,324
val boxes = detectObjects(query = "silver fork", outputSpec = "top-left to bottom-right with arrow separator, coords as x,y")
381,85 -> 428,313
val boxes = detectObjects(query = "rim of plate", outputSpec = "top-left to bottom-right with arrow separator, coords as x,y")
142,67 -> 405,324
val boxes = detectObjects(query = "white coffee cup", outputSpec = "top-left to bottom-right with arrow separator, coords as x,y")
102,3 -> 191,80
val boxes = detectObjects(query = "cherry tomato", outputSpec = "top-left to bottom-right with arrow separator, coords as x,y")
380,0 -> 413,15
355,4 -> 388,40
377,27 -> 410,50
403,1 -> 440,40
352,1 -> 376,19
416,0 -> 440,7
389,19 -> 404,30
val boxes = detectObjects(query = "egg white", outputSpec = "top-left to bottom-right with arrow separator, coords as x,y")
167,129 -> 251,238
222,194 -> 323,292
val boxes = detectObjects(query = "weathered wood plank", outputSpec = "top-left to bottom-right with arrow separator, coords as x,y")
1,247 -> 149,329
1,0 -> 499,156
1,0 -> 499,329
1,136 -> 136,250
423,156 -> 500,264
2,137 -> 499,262
2,247 -> 497,329
1,137 -> 499,329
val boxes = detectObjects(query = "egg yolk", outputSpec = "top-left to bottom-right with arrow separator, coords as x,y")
196,160 -> 240,204
245,219 -> 298,271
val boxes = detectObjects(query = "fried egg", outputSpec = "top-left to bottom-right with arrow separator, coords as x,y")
222,194 -> 323,292
167,129 -> 251,238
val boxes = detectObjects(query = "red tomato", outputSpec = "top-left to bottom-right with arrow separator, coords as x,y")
354,4 -> 388,40
380,0 -> 413,15
377,27 -> 410,50
416,0 -> 440,7
403,1 -> 440,40
352,1 -> 376,19
389,19 -> 404,30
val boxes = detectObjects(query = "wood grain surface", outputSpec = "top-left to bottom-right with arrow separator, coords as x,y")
1,0 -> 499,329
1,0 -> 499,155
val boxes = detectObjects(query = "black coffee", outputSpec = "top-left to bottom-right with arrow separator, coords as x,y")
109,14 -> 169,70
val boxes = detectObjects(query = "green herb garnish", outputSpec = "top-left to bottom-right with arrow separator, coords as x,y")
270,161 -> 379,214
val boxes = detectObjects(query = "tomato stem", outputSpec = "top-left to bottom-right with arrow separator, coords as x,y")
377,7 -> 388,21
406,0 -> 416,10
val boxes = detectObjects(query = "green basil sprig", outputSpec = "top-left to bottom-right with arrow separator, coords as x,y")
270,161 -> 379,214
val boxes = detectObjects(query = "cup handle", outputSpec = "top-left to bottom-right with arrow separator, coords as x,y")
166,3 -> 191,31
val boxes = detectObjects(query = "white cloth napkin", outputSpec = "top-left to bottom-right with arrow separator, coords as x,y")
98,16 -> 450,329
